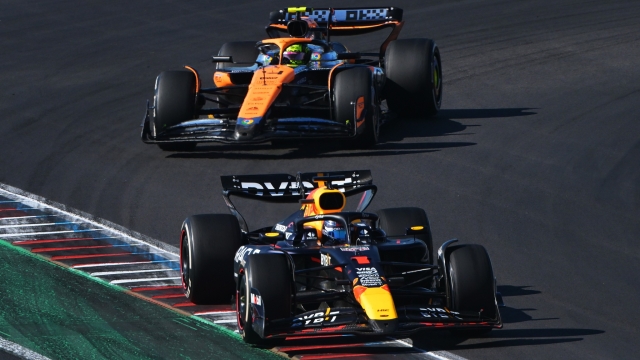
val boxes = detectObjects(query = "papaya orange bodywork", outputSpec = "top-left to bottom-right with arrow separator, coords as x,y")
213,72 -> 234,87
355,96 -> 365,127
184,65 -> 200,91
238,65 -> 295,119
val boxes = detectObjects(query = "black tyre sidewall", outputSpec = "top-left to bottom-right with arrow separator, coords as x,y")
376,207 -> 434,264
447,244 -> 497,319
216,41 -> 260,69
181,214 -> 243,304
384,38 -> 442,117
153,71 -> 196,133
334,67 -> 378,147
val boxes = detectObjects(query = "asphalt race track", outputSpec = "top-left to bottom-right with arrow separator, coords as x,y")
2,0 -> 639,359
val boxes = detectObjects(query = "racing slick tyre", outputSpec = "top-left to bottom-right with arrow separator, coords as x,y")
216,41 -> 260,69
334,67 -> 379,148
153,70 -> 198,151
238,253 -> 292,345
447,244 -> 497,335
376,207 -> 434,264
384,38 -> 442,118
180,214 -> 243,305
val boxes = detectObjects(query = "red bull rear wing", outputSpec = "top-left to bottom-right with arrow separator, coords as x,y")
221,170 -> 374,202
220,170 -> 375,233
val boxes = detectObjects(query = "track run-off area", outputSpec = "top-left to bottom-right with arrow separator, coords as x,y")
1,0 -> 639,359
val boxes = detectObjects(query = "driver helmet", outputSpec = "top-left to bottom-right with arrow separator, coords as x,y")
283,44 -> 309,67
322,220 -> 347,245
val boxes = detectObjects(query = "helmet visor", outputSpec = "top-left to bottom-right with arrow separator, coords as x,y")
283,51 -> 306,60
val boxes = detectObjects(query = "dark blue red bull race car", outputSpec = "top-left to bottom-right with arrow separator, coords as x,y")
179,170 -> 502,344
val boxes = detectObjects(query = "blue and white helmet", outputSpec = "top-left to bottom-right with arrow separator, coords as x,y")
322,220 -> 347,245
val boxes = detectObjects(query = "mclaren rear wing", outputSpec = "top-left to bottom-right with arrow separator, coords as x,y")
266,6 -> 404,56
220,170 -> 377,232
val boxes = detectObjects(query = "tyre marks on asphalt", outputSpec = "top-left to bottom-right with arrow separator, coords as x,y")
0,184 -> 462,360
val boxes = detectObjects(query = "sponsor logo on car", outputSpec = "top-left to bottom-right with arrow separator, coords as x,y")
292,310 -> 340,327
251,293 -> 262,305
239,181 -> 315,197
238,176 -> 360,197
303,230 -> 318,240
419,307 -> 462,319
339,246 -> 370,252
356,267 -> 383,287
234,246 -> 261,265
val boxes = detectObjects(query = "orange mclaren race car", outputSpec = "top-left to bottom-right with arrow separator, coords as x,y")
140,7 -> 443,151
179,170 -> 503,344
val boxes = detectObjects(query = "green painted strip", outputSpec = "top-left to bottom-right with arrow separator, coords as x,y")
0,239 -> 280,360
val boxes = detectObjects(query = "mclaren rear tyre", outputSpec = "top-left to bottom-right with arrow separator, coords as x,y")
376,207 -> 434,264
384,38 -> 442,118
180,214 -> 243,305
447,244 -> 497,336
238,253 -> 292,346
334,67 -> 379,148
153,70 -> 198,151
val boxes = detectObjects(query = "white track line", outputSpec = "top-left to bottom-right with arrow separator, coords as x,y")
91,269 -> 178,276
213,320 -> 237,324
73,261 -> 153,268
0,222 -> 75,229
0,229 -> 101,237
0,215 -> 55,221
392,339 -> 468,360
110,277 -> 181,285
73,260 -> 177,268
0,184 -> 179,257
195,311 -> 236,316
0,336 -> 52,360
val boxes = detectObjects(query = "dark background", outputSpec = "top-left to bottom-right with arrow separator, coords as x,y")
1,0 -> 639,358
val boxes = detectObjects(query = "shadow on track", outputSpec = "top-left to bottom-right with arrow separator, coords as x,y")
405,283 -> 603,351
166,140 -> 475,160
408,327 -> 604,351
499,285 -> 542,297
165,107 -> 534,160
273,336 -> 426,359
497,285 -> 559,324
384,107 -> 537,141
